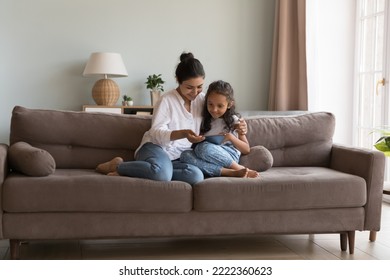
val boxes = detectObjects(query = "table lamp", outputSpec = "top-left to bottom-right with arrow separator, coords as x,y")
83,52 -> 128,106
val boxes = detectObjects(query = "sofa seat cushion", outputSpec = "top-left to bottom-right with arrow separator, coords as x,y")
193,167 -> 366,211
3,169 -> 193,213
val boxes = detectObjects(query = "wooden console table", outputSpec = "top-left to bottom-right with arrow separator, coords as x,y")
83,105 -> 154,115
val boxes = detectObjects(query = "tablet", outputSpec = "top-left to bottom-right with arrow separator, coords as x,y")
204,135 -> 225,145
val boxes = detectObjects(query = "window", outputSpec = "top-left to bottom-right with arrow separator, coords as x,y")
354,0 -> 388,149
354,0 -> 390,186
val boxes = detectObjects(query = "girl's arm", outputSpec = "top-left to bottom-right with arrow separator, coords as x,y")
224,117 -> 250,154
224,133 -> 250,154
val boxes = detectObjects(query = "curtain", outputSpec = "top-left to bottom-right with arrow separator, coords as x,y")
268,0 -> 308,111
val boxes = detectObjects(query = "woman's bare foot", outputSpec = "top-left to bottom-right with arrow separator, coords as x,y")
96,157 -> 123,175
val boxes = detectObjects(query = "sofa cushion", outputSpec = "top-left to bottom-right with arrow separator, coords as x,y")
8,141 -> 56,176
10,106 -> 152,169
239,145 -> 273,171
193,167 -> 366,211
3,169 -> 193,213
245,112 -> 335,167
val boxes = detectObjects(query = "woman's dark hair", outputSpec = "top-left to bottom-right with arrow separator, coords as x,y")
200,80 -> 240,134
175,52 -> 205,84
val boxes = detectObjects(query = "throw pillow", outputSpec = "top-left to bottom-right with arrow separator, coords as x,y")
8,141 -> 56,176
239,145 -> 273,172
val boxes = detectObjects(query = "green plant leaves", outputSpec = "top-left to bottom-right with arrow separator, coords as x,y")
374,139 -> 390,156
122,95 -> 132,101
145,74 -> 165,91
372,127 -> 390,156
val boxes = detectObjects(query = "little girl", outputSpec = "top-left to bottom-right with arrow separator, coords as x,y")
180,80 -> 259,178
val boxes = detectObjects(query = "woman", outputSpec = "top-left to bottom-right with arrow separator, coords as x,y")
97,52 -> 247,185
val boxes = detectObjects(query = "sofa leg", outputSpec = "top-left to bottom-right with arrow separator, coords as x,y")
348,231 -> 355,254
369,231 -> 377,241
340,233 -> 347,251
10,239 -> 21,260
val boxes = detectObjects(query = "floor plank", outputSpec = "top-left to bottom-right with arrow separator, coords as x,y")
0,239 -> 9,260
274,237 -> 340,260
81,236 -> 302,260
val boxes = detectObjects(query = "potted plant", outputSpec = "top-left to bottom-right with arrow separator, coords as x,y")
122,95 -> 133,106
145,74 -> 165,106
373,128 -> 390,156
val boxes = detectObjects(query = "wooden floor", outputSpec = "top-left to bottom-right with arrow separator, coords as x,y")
1,202 -> 390,260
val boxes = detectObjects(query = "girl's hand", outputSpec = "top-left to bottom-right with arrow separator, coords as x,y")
222,131 -> 250,154
222,132 -> 235,142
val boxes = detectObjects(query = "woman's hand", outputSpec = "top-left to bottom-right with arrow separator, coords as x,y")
171,129 -> 204,143
186,130 -> 205,143
234,118 -> 248,135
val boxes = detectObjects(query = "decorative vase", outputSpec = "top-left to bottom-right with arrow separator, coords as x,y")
150,90 -> 161,106
122,100 -> 133,106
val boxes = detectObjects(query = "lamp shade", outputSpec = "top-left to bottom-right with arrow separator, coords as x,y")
83,52 -> 128,77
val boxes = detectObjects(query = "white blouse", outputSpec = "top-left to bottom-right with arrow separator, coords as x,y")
137,89 -> 205,160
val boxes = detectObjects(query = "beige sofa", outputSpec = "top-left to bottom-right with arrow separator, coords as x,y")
0,106 -> 385,259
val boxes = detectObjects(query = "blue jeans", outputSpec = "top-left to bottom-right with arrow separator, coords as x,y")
117,142 -> 204,185
180,141 -> 240,177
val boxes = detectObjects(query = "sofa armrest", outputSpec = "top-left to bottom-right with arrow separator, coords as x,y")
0,143 -> 9,183
330,144 -> 385,231
0,143 -> 9,239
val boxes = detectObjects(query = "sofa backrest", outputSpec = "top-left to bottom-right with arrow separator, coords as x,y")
245,112 -> 335,167
10,107 -> 334,169
10,106 -> 152,168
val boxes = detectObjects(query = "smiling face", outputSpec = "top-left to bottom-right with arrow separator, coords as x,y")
206,91 -> 232,119
177,77 -> 204,102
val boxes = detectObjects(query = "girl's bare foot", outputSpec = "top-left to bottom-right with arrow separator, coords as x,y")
222,168 -> 248,177
96,157 -> 123,174
108,171 -> 120,176
246,169 -> 260,178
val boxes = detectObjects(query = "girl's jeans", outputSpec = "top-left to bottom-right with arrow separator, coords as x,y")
117,142 -> 204,185
180,141 -> 240,177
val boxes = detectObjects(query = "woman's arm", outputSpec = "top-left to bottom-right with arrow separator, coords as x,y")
147,98 -> 173,145
148,91 -> 205,145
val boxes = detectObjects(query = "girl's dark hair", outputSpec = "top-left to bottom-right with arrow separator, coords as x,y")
201,80 -> 240,134
175,52 -> 205,84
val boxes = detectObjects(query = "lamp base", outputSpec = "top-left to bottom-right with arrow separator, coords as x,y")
92,79 -> 120,106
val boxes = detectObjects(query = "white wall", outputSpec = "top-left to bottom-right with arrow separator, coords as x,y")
0,0 -> 275,144
307,0 -> 356,145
